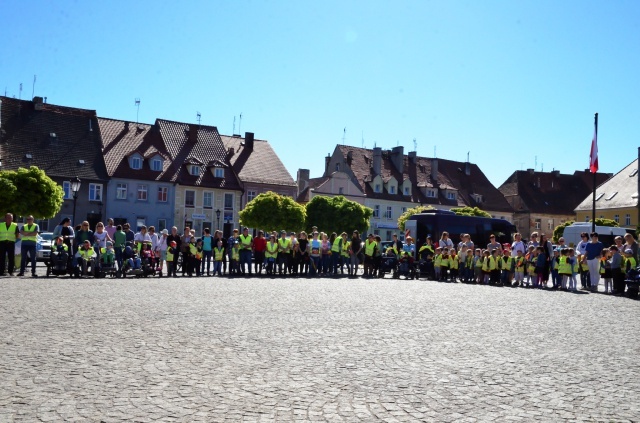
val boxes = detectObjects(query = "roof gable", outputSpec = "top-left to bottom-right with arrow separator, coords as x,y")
575,159 -> 638,211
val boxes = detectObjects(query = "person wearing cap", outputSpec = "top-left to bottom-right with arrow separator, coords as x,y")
238,228 -> 254,276
362,233 -> 377,277
584,232 -> 604,292
277,230 -> 292,275
75,240 -> 97,277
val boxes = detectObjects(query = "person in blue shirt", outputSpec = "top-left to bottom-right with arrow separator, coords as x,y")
584,232 -> 604,292
201,228 -> 213,276
402,236 -> 416,256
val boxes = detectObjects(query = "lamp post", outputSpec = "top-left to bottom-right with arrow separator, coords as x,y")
215,209 -> 221,231
70,177 -> 81,226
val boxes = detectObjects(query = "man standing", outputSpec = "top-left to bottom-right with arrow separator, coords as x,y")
180,227 -> 192,276
253,230 -> 266,274
0,213 -> 20,276
18,215 -> 39,277
238,227 -> 254,275
585,232 -> 604,292
166,227 -> 181,276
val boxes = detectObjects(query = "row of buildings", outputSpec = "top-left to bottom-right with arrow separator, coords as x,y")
1,95 -> 637,239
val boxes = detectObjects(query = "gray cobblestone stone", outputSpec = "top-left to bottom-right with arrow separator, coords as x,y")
0,276 -> 638,421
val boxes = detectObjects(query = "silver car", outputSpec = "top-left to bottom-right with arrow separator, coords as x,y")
36,232 -> 54,261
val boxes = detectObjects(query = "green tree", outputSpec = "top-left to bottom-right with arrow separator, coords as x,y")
239,191 -> 306,232
0,166 -> 64,218
397,205 -> 435,231
305,195 -> 372,234
553,218 -> 619,243
450,206 -> 492,218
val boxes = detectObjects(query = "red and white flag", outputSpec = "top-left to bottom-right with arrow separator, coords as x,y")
589,122 -> 598,173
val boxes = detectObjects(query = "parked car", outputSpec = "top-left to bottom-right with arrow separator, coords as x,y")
36,232 -> 54,261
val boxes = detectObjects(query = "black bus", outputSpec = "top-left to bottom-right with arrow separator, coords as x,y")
405,210 -> 517,253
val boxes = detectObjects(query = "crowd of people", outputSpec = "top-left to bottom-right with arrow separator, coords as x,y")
1,212 -> 639,295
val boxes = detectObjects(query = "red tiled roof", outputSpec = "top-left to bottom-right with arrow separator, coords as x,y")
98,117 -> 173,182
157,119 -> 242,190
0,96 -> 108,181
221,135 -> 295,187
499,170 -> 611,214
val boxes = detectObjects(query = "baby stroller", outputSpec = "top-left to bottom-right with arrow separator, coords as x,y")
46,247 -> 72,277
625,266 -> 640,298
120,243 -> 144,278
394,253 -> 416,279
97,246 -> 118,278
379,249 -> 398,278
140,245 -> 158,277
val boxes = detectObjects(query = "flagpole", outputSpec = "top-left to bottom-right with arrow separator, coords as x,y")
591,113 -> 598,233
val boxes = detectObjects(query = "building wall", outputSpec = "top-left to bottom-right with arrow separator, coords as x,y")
242,183 -> 297,208
105,178 -> 175,232
576,207 -> 637,229
174,185 -> 242,236
364,198 -> 414,240
512,212 -> 575,239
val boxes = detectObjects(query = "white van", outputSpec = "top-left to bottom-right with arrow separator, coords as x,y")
562,223 -> 628,247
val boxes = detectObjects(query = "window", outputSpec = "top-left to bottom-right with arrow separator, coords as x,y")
203,191 -> 213,209
404,187 -> 410,195
131,156 -> 142,170
373,230 -> 380,236
614,214 -> 619,223
447,192 -> 456,200
137,184 -> 148,201
547,219 -> 554,230
389,186 -> 395,194
338,187 -> 344,195
151,159 -> 162,171
427,189 -> 436,198
385,206 -> 392,219
116,183 -> 127,200
605,192 -> 618,201
596,192 -> 605,201
373,205 -> 380,218
214,167 -> 224,178
247,191 -> 257,202
190,165 -> 200,176
185,190 -> 195,207
157,186 -> 168,202
374,184 -> 381,193
62,181 -> 71,200
534,218 -> 541,230
157,219 -> 167,232
401,207 -> 407,214
335,163 -> 340,171
89,183 -> 102,201
136,218 -> 145,231
224,193 -> 234,222
386,230 -> 392,241
625,214 -> 631,226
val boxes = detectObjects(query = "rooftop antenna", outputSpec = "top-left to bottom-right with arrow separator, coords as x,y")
541,163 -> 544,172
361,131 -> 364,148
196,111 -> 201,126
134,98 -> 140,125
239,112 -> 242,134
31,75 -> 36,99
4,87 -> 6,96
233,116 -> 236,135
535,155 -> 538,171
413,138 -> 417,151
467,151 -> 470,162
396,140 -> 399,146
520,162 -> 525,170
342,127 -> 346,145
19,83 -> 22,100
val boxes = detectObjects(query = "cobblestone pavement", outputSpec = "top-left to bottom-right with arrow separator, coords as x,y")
0,274 -> 639,422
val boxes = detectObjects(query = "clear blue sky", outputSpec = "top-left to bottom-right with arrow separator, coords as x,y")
2,0 -> 638,187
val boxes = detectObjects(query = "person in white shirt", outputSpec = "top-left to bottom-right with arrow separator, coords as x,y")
148,226 -> 159,251
155,229 -> 168,273
134,226 -> 152,250
511,233 -> 526,258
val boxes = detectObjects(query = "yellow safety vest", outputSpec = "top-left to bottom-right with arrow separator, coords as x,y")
266,242 -> 279,259
79,248 -> 96,260
625,257 -> 637,272
501,256 -> 513,272
0,222 -> 18,242
167,248 -> 175,262
214,247 -> 224,261
239,234 -> 253,249
364,239 -> 376,257
434,254 -> 442,267
231,246 -> 239,260
278,238 -> 291,253
331,238 -> 342,253
21,223 -> 38,242
515,257 -> 525,272
341,240 -> 351,257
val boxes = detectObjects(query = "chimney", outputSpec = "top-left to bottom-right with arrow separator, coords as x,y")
551,170 -> 560,177
464,161 -> 471,176
124,121 -> 130,131
408,151 -> 417,163
373,147 -> 382,175
188,125 -> 198,143
527,168 -> 535,175
325,154 -> 331,174
297,168 -> 310,196
245,132 -> 254,150
33,96 -> 44,111
391,146 -> 404,174
431,158 -> 438,182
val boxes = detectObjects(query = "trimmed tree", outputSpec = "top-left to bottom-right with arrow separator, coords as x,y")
239,191 -> 306,232
450,206 -> 492,218
0,166 -> 64,218
397,205 -> 435,231
305,195 -> 372,234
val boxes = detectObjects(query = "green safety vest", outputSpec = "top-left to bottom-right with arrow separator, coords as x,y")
341,241 -> 350,257
21,224 -> 38,243
214,247 -> 225,261
558,256 -> 571,275
364,239 -> 376,257
239,234 -> 253,249
278,238 -> 291,253
0,222 -> 18,242
330,238 -> 342,253
266,242 -> 279,259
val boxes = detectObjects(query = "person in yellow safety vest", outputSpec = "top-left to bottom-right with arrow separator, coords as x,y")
166,241 -> 178,277
100,241 -> 116,267
513,251 -> 525,287
500,249 -> 513,286
213,239 -> 225,276
0,213 -> 20,276
330,232 -> 343,275
433,247 -> 442,281
557,249 -> 571,290
449,250 -> 459,281
489,249 -> 501,284
18,215 -> 39,277
265,235 -> 279,275
238,228 -> 253,276
230,242 -> 240,274
187,237 -> 201,277
75,240 -> 97,277
338,232 -> 349,275
362,234 -> 377,278
277,230 -> 292,275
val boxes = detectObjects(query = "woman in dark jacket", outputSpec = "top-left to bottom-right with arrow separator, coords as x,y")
350,231 -> 362,277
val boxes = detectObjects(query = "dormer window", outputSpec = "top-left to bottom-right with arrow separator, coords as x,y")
214,167 -> 224,178
151,159 -> 162,172
389,186 -> 395,194
447,192 -> 456,200
426,189 -> 436,198
404,186 -> 410,195
374,184 -> 381,193
131,156 -> 142,170
190,165 -> 200,176
472,193 -> 483,203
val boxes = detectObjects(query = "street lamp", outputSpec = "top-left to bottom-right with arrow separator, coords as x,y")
215,209 -> 221,231
70,176 -> 81,226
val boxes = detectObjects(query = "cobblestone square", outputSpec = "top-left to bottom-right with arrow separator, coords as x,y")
0,275 -> 638,422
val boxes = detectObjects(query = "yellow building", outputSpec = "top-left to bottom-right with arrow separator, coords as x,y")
574,159 -> 639,229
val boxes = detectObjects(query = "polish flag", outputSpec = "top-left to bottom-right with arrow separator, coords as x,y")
589,124 -> 598,173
